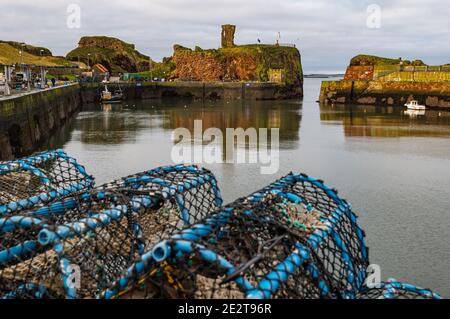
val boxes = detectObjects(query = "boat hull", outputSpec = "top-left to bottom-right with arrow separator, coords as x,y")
406,105 -> 426,110
101,94 -> 124,103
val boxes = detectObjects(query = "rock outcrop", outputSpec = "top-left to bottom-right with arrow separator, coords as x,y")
166,25 -> 303,97
170,44 -> 303,96
66,36 -> 153,73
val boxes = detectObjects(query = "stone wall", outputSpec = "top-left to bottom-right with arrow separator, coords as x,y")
378,71 -> 450,82
0,84 -> 81,159
320,80 -> 450,109
80,81 -> 301,103
343,56 -> 450,82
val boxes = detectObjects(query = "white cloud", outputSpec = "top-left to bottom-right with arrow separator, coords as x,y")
0,0 -> 448,72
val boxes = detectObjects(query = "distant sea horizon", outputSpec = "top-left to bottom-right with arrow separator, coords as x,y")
304,73 -> 344,78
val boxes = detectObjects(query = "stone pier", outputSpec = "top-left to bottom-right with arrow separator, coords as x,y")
80,81 -> 301,103
0,84 -> 81,159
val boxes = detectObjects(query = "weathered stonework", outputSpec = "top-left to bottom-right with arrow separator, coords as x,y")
321,55 -> 450,109
0,84 -> 81,159
80,81 -> 300,103
221,25 -> 236,48
320,80 -> 450,110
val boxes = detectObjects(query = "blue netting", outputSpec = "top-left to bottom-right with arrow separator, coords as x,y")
356,280 -> 442,299
0,163 -> 222,299
0,151 -> 443,299
0,191 -> 131,299
103,173 -> 369,299
0,150 -> 94,216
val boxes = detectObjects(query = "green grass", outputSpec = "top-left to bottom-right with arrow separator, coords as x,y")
0,43 -> 75,66
351,54 -> 450,69
350,55 -> 402,66
0,40 -> 52,56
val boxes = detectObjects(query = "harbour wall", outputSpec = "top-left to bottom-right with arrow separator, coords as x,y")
0,84 -> 81,160
320,80 -> 450,109
80,81 -> 302,103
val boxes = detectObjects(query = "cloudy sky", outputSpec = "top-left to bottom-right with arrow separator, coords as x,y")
1,0 -> 448,73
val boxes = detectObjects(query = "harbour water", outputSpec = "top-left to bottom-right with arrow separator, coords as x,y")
46,78 -> 450,297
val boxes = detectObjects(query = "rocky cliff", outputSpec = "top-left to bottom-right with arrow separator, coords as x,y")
66,36 -> 153,73
170,44 -> 303,95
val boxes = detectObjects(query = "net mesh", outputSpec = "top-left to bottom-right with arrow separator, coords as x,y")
98,165 -> 223,248
0,152 -> 443,299
0,164 -> 222,299
356,281 -> 442,299
106,173 -> 370,299
0,191 -> 133,299
0,150 -> 94,216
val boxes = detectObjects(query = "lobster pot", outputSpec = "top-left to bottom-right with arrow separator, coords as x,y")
0,190 -> 123,257
0,214 -> 52,298
262,173 -> 369,298
355,281 -> 442,299
0,150 -> 94,216
133,215 -> 325,299
99,165 -> 223,248
0,191 -> 138,299
103,173 -> 368,299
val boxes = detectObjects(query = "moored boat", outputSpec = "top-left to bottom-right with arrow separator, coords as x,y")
101,85 -> 123,103
404,100 -> 426,110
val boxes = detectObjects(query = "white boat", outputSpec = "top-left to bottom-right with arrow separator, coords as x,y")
404,100 -> 426,110
101,84 -> 123,103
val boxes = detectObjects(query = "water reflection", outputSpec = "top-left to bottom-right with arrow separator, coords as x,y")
404,109 -> 426,117
319,103 -> 450,138
74,99 -> 302,149
37,116 -> 76,153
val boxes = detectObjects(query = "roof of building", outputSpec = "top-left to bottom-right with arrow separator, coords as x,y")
92,63 -> 109,73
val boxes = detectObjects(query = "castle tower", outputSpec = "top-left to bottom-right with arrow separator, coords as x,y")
221,24 -> 236,48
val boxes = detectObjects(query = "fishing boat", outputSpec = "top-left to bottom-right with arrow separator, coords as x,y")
404,100 -> 426,110
101,85 -> 123,103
